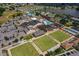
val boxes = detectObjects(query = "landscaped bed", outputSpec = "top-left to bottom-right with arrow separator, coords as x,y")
10,43 -> 39,56
34,35 -> 57,52
49,30 -> 70,42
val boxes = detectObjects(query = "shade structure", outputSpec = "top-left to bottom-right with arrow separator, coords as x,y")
43,20 -> 53,25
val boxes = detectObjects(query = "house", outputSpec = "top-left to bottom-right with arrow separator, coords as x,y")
61,38 -> 79,50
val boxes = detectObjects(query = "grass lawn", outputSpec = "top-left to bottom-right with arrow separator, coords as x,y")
10,43 -> 39,56
34,35 -> 57,52
49,30 -> 70,42
23,34 -> 33,40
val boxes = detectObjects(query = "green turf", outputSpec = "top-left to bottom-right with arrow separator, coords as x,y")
34,35 -> 57,52
10,43 -> 39,56
49,30 -> 70,42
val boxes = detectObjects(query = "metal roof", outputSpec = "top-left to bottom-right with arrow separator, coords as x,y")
43,20 -> 53,25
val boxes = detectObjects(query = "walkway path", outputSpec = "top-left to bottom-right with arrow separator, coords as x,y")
56,49 -> 76,56
62,36 -> 74,43
0,40 -> 27,50
31,42 -> 43,55
0,50 -> 3,56
47,35 -> 60,44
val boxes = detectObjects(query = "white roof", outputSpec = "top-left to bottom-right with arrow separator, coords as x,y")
31,17 -> 37,20
72,17 -> 79,21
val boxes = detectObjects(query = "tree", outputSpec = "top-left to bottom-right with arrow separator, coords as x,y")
75,34 -> 79,38
1,43 -> 4,47
72,21 -> 79,28
8,42 -> 11,45
20,36 -> 23,40
24,34 -> 33,40
43,7 -> 47,12
11,12 -> 23,18
65,21 -> 72,27
14,24 -> 18,29
54,14 -> 61,18
76,7 -> 79,10
9,5 -> 15,10
13,39 -> 19,43
4,36 -> 9,41
0,7 -> 5,16
60,19 -> 68,25
61,6 -> 65,9
35,11 -> 40,16
16,12 -> 23,16
39,54 -> 43,56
